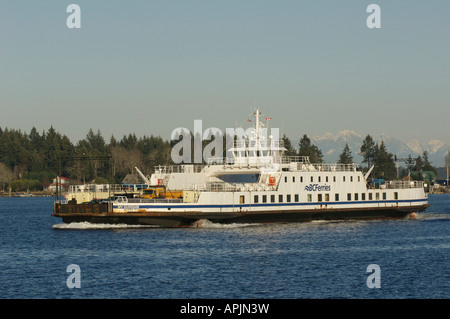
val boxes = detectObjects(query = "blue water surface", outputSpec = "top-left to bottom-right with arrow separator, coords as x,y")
0,194 -> 448,299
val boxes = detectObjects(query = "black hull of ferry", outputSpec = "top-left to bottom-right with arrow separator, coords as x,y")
53,204 -> 429,228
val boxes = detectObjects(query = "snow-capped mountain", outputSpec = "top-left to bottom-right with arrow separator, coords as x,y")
299,130 -> 449,167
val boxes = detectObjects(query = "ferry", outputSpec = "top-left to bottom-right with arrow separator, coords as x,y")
52,109 -> 429,227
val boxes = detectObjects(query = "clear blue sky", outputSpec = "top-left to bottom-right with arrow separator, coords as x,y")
1,0 -> 449,144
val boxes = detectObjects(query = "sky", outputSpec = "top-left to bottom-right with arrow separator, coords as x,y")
0,0 -> 449,145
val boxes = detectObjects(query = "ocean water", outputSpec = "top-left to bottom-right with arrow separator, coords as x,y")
0,194 -> 448,299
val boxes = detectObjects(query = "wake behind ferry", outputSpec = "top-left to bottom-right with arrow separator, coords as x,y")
52,109 -> 429,227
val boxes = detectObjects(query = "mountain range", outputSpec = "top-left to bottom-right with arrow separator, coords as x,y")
302,130 -> 449,168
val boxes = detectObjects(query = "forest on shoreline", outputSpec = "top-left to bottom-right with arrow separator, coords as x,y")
0,126 -> 438,192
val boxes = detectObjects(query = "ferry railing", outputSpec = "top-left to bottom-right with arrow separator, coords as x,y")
185,182 -> 277,192
68,184 -> 125,194
386,180 -> 424,189
233,139 -> 285,149
279,156 -> 311,164
206,157 -> 276,167
367,180 -> 424,190
280,159 -> 358,172
154,164 -> 205,174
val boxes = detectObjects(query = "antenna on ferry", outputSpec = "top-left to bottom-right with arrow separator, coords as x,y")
265,116 -> 271,129
254,108 -> 260,138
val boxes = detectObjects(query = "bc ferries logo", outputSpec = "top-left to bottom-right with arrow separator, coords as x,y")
304,184 -> 331,192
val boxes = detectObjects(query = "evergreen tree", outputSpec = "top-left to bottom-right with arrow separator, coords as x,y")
421,151 -> 436,175
121,133 -> 138,150
85,129 -> 106,154
360,135 -> 376,168
405,155 -> 414,171
298,134 -> 323,163
372,141 -> 396,180
414,155 -> 423,172
281,134 -> 296,156
109,135 -> 118,147
338,143 -> 353,165
29,127 -> 43,150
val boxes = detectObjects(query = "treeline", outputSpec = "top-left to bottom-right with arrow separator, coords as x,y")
0,126 -> 172,191
284,134 -> 436,181
0,126 -> 438,192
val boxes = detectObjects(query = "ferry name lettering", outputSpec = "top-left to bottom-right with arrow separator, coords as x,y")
304,184 -> 331,192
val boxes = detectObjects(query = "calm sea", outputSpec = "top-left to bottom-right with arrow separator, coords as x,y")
0,194 -> 448,300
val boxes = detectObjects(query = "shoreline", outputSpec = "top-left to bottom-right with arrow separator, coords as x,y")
0,191 -> 54,198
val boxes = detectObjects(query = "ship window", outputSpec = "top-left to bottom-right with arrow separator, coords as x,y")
347,193 -> 351,201
326,176 -> 328,183
383,193 -> 386,200
295,194 -> 299,202
240,195 -> 245,204
262,195 -> 267,203
307,194 -> 312,202
376,193 -> 380,200
318,176 -> 321,182
362,193 -> 366,201
369,193 -> 373,200
254,195 -> 259,203
271,195 -> 275,203
335,194 -> 339,201
343,176 -> 346,182
394,192 -> 398,200
318,194 -> 322,202
350,176 -> 353,182
311,176 -> 314,182
300,176 -> 303,183
354,193 -> 358,200
333,176 -> 336,182
287,195 -> 291,202
279,195 -> 283,202
325,194 -> 330,202
292,176 -> 295,183
285,176 -> 287,183
358,176 -> 361,182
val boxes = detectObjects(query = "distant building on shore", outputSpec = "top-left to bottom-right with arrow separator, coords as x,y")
47,177 -> 70,192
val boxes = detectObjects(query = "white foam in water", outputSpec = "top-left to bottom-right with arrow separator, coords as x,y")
412,212 -> 450,221
190,219 -> 258,229
52,222 -> 159,230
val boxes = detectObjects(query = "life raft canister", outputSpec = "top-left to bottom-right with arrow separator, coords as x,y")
268,176 -> 276,186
